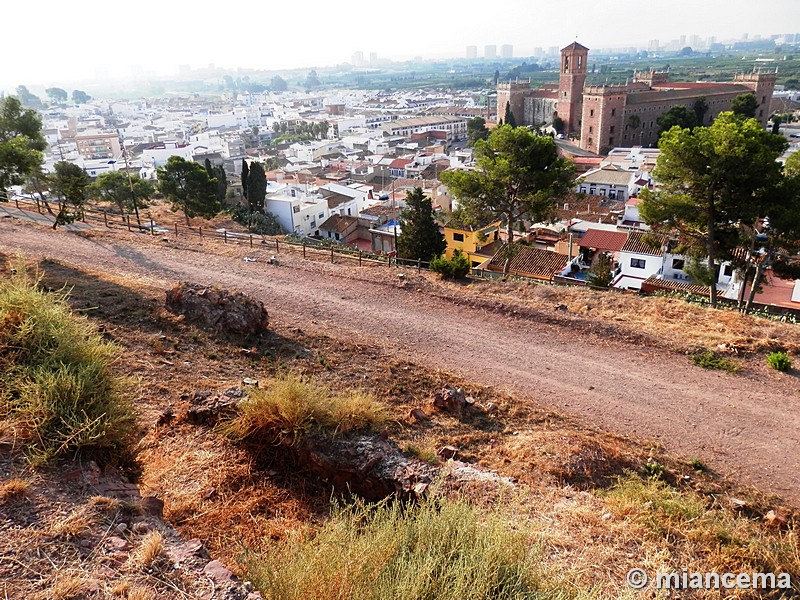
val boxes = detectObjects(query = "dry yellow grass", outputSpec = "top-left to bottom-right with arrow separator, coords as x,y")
132,530 -> 164,568
44,575 -> 88,600
0,477 -> 29,502
446,278 -> 800,355
126,587 -> 155,600
48,506 -> 95,539
88,494 -> 122,511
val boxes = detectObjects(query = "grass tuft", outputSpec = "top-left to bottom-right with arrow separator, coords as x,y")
133,530 -> 164,568
241,496 -> 585,600
766,351 -> 792,372
0,265 -> 137,462
0,477 -> 29,502
690,350 -> 739,373
221,375 -> 387,443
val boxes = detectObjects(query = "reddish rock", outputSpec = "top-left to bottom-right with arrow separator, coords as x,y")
204,559 -> 235,583
165,283 -> 269,336
431,385 -> 467,414
140,496 -> 164,518
436,445 -> 459,460
409,408 -> 429,422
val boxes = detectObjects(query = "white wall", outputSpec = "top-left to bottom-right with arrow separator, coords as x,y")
614,251 -> 663,290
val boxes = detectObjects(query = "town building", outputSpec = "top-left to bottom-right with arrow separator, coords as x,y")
498,42 -> 776,155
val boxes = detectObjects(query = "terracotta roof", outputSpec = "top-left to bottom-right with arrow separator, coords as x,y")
641,276 -> 710,297
389,158 -> 413,169
578,229 -> 628,252
487,244 -> 568,280
319,214 -> 359,233
620,231 -> 666,256
561,41 -> 589,52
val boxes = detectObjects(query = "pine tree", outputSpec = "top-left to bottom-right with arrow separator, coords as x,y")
397,188 -> 446,261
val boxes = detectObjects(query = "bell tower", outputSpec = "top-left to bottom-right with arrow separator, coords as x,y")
557,42 -> 589,136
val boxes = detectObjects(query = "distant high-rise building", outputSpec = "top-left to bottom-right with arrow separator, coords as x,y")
689,34 -> 701,48
352,51 -> 364,66
648,39 -> 659,51
466,45 -> 477,59
679,34 -> 687,47
547,46 -> 558,56
484,45 -> 497,59
501,44 -> 513,59
369,52 -> 378,65
533,47 -> 543,57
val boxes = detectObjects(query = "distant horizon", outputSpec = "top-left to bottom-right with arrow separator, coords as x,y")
4,0 -> 797,93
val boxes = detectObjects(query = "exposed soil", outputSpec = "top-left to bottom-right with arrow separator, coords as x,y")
1,215 -> 799,507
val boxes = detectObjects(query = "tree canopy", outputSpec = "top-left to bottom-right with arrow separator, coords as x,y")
72,90 -> 91,104
466,117 -> 489,146
640,112 -> 787,307
89,170 -> 153,215
156,156 -> 221,225
0,96 -> 46,201
51,161 -> 90,229
503,102 -> 517,128
731,93 -> 758,119
397,187 -> 446,262
656,106 -> 697,139
270,76 -> 288,92
440,125 -> 574,275
45,87 -> 68,104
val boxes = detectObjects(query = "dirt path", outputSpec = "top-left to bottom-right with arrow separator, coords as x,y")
2,220 -> 799,502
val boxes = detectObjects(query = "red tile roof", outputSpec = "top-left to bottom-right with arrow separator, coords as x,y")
389,158 -> 413,169
578,229 -> 628,252
487,244 -> 568,280
620,231 -> 666,256
641,276 -> 710,297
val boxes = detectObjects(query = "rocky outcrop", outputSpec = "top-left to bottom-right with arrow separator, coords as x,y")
293,433 -> 439,501
165,283 -> 269,336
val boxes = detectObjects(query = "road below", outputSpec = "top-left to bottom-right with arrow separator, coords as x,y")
2,219 -> 798,502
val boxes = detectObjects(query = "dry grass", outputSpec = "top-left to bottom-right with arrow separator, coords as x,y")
48,506 -> 96,539
126,587 -> 156,600
44,575 -> 89,600
132,530 -> 164,568
221,374 -> 388,444
88,494 -> 122,511
0,477 -> 29,502
447,279 -> 800,355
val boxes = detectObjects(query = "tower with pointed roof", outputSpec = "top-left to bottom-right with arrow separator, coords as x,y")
557,41 -> 589,135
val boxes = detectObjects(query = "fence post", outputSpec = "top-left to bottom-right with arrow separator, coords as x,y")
330,246 -> 334,263
199,226 -> 202,238
103,211 -> 108,227
14,198 -> 19,209
175,223 -> 178,238
359,250 -> 362,267
275,239 -> 279,253
249,234 -> 253,248
417,258 -> 421,273
303,241 -> 306,259
224,230 -> 227,244
126,215 -> 131,232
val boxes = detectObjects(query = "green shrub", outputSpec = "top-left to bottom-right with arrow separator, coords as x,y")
241,496 -> 576,600
430,249 -> 470,279
0,267 -> 136,462
690,350 -> 739,373
766,351 -> 792,372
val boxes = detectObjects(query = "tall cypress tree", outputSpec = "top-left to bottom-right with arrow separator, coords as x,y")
397,187 -> 446,261
504,102 -> 517,128
241,160 -> 250,201
214,165 -> 228,202
247,161 -> 267,213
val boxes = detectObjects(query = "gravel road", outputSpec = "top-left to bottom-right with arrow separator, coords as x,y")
2,219 -> 798,502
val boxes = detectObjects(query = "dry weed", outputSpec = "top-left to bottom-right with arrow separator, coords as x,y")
43,575 -> 88,600
88,494 -> 121,511
48,506 -> 95,539
126,586 -> 155,600
0,477 -> 29,502
132,530 -> 164,568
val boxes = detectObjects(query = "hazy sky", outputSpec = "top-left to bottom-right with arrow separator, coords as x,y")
4,0 -> 796,91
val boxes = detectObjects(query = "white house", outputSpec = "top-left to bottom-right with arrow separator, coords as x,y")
575,167 -> 647,201
265,187 -> 329,237
613,231 -> 667,290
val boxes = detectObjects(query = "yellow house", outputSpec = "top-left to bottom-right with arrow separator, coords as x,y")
443,220 -> 503,267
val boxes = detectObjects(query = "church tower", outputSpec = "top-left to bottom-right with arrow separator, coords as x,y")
557,42 -> 589,135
